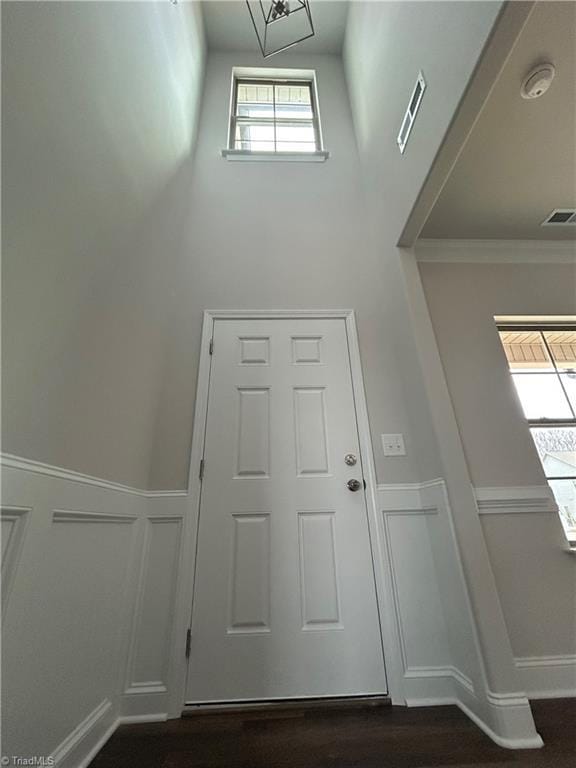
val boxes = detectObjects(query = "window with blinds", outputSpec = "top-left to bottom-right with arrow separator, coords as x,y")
229,78 -> 321,154
498,325 -> 576,545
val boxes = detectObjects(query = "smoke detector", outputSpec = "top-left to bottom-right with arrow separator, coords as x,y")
521,63 -> 555,99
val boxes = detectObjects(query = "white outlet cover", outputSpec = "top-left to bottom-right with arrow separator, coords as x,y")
381,433 -> 406,457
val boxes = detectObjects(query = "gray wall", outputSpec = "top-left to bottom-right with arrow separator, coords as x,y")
150,0 -> 505,490
2,1 -> 206,489
419,259 -> 576,659
419,261 -> 575,487
3,1 -> 504,495
147,50 -> 441,489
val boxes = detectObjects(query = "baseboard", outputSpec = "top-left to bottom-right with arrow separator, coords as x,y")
50,699 -> 116,768
403,665 -> 474,707
515,655 -> 576,699
49,706 -> 168,767
117,713 -> 169,725
456,698 -> 544,750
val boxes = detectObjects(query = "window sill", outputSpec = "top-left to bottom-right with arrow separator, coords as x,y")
221,149 -> 330,163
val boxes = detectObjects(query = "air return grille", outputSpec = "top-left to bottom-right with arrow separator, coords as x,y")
541,209 -> 576,226
397,72 -> 426,154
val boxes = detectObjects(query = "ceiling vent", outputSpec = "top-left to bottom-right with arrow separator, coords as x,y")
397,72 -> 426,154
541,209 -> 576,226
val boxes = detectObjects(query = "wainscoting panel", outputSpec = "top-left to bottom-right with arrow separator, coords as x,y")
3,453 -> 566,762
1,505 -> 30,618
124,515 -> 184,703
477,488 -> 576,697
0,456 -> 186,765
377,481 -> 544,749
381,508 -> 450,672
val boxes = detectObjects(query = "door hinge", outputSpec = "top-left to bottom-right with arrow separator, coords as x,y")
185,628 -> 192,659
199,459 -> 205,481
209,339 -> 214,355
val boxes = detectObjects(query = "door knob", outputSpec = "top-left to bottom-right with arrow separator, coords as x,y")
347,479 -> 362,492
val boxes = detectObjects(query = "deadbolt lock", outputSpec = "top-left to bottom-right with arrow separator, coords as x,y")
344,454 -> 357,466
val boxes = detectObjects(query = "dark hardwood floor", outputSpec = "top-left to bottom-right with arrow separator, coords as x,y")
90,698 -> 576,767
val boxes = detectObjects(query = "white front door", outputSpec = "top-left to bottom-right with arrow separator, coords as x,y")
186,317 -> 387,703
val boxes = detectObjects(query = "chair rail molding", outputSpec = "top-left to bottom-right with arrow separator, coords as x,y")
474,485 -> 557,514
0,452 -> 187,498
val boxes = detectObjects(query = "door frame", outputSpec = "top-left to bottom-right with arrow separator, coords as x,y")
169,310 -> 404,714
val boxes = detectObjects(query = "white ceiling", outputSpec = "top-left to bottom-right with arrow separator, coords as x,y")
202,0 -> 348,54
422,1 -> 576,241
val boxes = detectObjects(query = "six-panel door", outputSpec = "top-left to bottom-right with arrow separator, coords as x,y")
186,318 -> 387,703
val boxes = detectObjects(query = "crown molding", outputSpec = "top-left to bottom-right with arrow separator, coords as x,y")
415,239 -> 576,264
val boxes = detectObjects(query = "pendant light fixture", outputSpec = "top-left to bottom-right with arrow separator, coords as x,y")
246,0 -> 315,58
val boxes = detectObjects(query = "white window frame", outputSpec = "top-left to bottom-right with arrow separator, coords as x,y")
222,69 -> 329,163
498,321 -> 576,545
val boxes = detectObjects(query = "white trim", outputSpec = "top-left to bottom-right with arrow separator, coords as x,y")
382,505 -> 438,516
0,453 -> 187,498
144,490 -> 188,498
124,515 -> 183,700
376,482 -> 423,511
116,714 -> 169,725
202,309 -> 357,319
222,149 -> 329,162
516,654 -> 576,668
124,683 -> 168,695
169,312 -> 216,715
344,312 -> 404,703
376,478 -> 447,511
172,309 -> 405,710
404,665 -> 474,694
1,505 -> 31,618
414,239 -> 576,264
51,709 -> 169,768
52,509 -> 138,524
405,692 -> 544,749
50,698 -> 113,767
474,486 -> 557,515
486,690 -> 530,708
456,698 -> 544,750
514,654 -> 576,699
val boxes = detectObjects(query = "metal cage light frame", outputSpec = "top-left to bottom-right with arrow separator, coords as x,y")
245,0 -> 315,58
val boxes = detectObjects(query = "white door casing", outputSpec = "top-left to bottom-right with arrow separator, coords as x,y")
185,317 -> 387,703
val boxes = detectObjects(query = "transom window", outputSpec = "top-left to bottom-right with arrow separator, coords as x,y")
229,77 -> 321,154
498,325 -> 576,544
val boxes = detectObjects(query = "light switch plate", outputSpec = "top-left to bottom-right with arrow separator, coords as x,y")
381,433 -> 406,457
